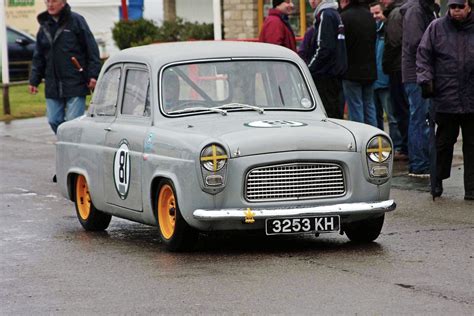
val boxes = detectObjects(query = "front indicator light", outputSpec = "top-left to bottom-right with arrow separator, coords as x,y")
205,175 -> 224,186
367,136 -> 392,163
370,166 -> 389,177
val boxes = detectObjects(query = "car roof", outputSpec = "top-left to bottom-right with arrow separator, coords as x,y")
7,26 -> 36,42
105,41 -> 302,69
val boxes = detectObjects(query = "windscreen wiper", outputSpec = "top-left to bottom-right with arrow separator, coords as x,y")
215,102 -> 265,114
168,107 -> 227,116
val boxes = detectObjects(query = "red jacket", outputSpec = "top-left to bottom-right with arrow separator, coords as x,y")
259,9 -> 296,52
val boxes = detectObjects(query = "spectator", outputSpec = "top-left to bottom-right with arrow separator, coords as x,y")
370,1 -> 403,148
381,0 -> 409,160
29,0 -> 101,135
259,0 -> 297,52
298,0 -> 347,119
400,0 -> 439,177
339,0 -> 378,127
416,0 -> 474,200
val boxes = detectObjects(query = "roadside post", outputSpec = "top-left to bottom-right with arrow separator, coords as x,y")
0,0 -> 11,115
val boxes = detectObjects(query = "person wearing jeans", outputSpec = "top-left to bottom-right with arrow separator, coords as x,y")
46,97 -> 86,134
339,0 -> 378,127
401,0 -> 439,176
404,83 -> 430,175
342,80 -> 377,126
29,0 -> 101,135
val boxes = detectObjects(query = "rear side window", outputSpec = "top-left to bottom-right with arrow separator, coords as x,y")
90,67 -> 121,116
121,69 -> 150,117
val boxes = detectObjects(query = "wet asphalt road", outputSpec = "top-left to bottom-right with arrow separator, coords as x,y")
0,118 -> 473,314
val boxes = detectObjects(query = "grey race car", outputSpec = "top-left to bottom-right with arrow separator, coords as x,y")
56,41 -> 396,251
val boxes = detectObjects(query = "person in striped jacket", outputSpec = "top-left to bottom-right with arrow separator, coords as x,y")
298,0 -> 347,119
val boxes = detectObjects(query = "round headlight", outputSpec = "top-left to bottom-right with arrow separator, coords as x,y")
367,136 -> 392,163
200,144 -> 228,171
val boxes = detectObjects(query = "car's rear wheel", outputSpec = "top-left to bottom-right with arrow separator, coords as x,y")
156,180 -> 198,251
344,214 -> 384,243
74,174 -> 112,231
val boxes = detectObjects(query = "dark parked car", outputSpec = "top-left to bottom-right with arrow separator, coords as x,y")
6,26 -> 36,81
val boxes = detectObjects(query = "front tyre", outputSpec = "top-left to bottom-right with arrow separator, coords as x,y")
344,214 -> 384,243
156,180 -> 198,252
74,174 -> 112,231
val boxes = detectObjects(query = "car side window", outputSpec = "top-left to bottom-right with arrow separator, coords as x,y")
122,69 -> 150,117
90,67 -> 121,116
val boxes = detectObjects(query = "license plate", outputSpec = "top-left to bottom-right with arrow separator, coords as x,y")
265,216 -> 340,235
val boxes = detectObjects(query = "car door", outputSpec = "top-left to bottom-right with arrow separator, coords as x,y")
77,64 -> 122,200
103,63 -> 151,212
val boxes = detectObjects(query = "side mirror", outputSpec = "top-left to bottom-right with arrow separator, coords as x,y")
15,38 -> 31,46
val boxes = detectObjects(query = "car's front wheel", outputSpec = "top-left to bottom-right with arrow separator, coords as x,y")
344,214 -> 384,243
156,180 -> 198,251
74,174 -> 112,231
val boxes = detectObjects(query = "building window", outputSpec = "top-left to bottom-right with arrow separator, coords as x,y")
258,0 -> 312,38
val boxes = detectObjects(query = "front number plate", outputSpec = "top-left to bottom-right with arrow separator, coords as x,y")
265,216 -> 340,235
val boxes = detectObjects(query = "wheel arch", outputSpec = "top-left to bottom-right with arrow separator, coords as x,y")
149,173 -> 182,224
66,169 -> 91,202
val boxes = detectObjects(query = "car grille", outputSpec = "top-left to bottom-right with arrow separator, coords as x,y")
245,162 -> 346,202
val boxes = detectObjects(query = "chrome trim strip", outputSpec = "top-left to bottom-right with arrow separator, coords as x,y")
193,200 -> 396,221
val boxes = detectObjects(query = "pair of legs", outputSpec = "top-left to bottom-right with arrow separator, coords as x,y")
342,80 -> 377,127
404,83 -> 430,174
373,87 -> 403,152
314,77 -> 344,119
46,97 -> 86,134
388,71 -> 409,155
435,113 -> 474,196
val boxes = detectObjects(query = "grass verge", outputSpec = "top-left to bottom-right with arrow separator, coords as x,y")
0,83 -> 91,122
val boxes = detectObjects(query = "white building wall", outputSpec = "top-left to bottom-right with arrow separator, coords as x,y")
143,0 -> 164,25
176,0 -> 213,23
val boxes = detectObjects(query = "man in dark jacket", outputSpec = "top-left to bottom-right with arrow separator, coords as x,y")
259,0 -> 297,52
339,0 -> 378,127
29,0 -> 101,134
381,0 -> 409,160
298,0 -> 347,119
416,0 -> 474,200
400,0 -> 439,177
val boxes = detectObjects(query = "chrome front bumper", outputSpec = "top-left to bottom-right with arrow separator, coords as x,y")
193,200 -> 396,221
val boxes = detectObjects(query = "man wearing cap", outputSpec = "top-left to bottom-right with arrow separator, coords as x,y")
416,0 -> 474,200
259,0 -> 297,52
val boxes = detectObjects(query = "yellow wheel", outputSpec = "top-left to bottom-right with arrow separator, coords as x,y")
74,174 -> 111,231
158,184 -> 177,240
156,180 -> 198,251
76,175 -> 91,221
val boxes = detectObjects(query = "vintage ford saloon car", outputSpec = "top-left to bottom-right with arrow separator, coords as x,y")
56,41 -> 396,251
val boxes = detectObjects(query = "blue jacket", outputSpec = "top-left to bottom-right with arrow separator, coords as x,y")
299,6 -> 347,78
30,4 -> 101,98
373,21 -> 390,90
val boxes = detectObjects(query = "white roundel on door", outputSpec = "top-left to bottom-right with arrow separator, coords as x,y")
113,140 -> 131,200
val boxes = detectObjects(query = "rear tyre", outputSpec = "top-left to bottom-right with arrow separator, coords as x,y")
156,180 -> 198,252
74,175 -> 112,231
344,214 -> 384,243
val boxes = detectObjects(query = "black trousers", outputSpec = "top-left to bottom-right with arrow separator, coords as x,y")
388,71 -> 409,154
435,113 -> 474,193
314,77 -> 344,119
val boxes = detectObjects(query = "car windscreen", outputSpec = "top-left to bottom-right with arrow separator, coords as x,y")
160,60 -> 314,116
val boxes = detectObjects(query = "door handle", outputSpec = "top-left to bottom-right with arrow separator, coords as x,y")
104,127 -> 112,131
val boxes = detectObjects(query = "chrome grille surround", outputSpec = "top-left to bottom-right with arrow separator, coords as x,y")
245,162 -> 346,202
